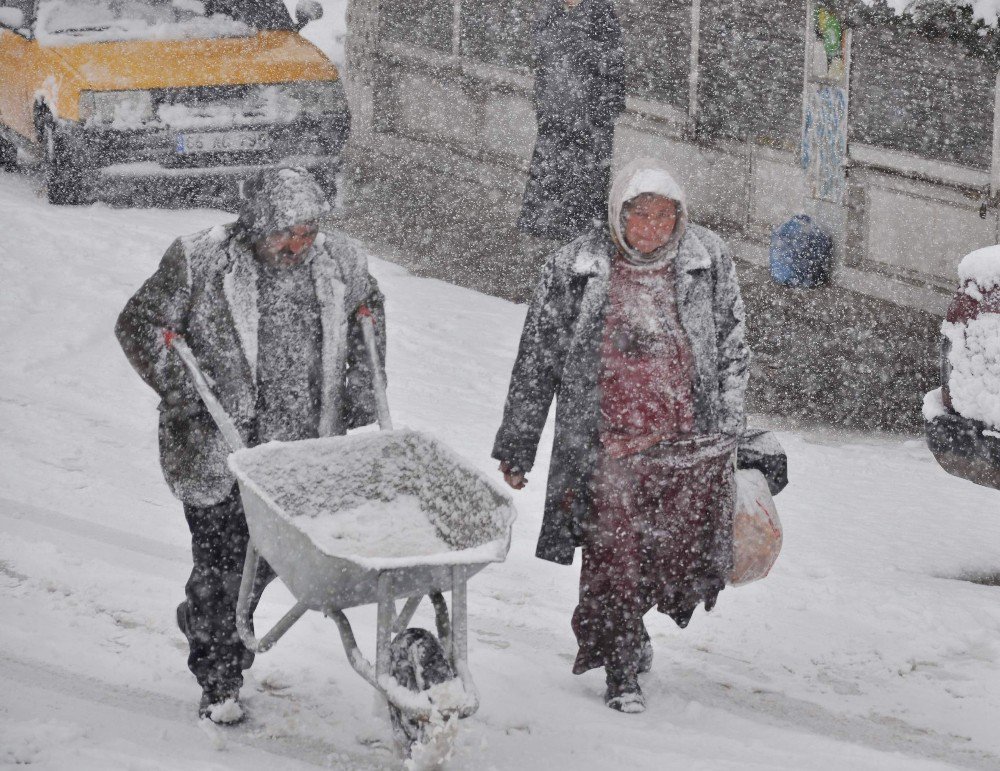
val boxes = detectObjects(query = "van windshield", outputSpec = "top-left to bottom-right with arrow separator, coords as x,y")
36,0 -> 295,44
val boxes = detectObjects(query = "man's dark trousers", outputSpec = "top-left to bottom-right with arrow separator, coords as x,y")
179,485 -> 274,693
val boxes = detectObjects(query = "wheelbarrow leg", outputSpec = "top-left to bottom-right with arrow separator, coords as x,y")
236,543 -> 308,653
376,571 -> 394,679
326,609 -> 380,690
450,567 -> 468,668
392,595 -> 424,635
450,566 -> 479,718
429,591 -> 451,658
235,544 -> 260,650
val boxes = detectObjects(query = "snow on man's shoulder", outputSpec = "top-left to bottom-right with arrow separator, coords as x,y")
317,227 -> 369,267
316,228 -> 374,293
180,223 -> 233,254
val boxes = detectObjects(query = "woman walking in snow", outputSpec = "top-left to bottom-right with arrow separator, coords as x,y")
517,0 -> 625,243
494,158 -> 749,712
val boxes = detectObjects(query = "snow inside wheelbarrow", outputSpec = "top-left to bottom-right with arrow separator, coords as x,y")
228,429 -> 516,612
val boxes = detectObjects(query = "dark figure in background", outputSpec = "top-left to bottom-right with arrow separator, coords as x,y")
517,0 -> 626,244
115,168 -> 386,723
495,158 -> 749,714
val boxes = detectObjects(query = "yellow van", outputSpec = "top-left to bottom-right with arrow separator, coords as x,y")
0,0 -> 349,204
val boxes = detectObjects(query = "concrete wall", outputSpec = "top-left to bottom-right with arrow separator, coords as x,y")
697,0 -> 806,147
849,161 -> 998,286
851,28 -> 994,170
338,0 -> 1000,430
619,0 -> 691,110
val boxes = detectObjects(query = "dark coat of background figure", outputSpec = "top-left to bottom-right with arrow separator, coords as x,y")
517,0 -> 626,243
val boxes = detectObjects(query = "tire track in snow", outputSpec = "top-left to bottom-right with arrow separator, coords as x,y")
653,664 -> 997,771
0,496 -> 401,768
0,496 -> 188,577
0,652 -> 393,769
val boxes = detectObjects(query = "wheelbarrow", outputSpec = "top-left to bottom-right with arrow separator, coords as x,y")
168,310 -> 516,761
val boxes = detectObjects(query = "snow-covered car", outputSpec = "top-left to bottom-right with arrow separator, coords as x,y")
924,245 -> 1000,490
0,0 -> 349,204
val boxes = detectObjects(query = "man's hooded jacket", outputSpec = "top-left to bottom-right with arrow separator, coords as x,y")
116,169 -> 385,506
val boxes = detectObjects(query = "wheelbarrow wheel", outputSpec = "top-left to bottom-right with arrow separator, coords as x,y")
388,628 -> 457,759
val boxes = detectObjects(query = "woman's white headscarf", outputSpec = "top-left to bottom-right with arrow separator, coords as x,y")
608,157 -> 688,267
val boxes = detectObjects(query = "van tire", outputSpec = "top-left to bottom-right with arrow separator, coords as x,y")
0,134 -> 16,171
41,117 -> 87,205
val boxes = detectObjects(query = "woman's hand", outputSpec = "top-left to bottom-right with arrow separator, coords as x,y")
499,461 -> 527,490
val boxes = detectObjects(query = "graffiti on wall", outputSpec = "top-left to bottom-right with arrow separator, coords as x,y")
812,5 -> 847,82
802,2 -> 849,203
803,84 -> 848,202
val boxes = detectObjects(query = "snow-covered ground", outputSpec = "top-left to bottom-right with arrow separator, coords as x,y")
2,167 -> 1000,770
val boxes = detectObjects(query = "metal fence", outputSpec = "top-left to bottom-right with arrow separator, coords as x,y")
460,0 -> 535,66
849,26 -> 993,170
376,0 -> 994,171
619,0 -> 692,110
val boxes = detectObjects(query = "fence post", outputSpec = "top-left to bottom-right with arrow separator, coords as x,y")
801,0 -> 814,163
452,0 -> 461,56
344,0 -> 382,143
687,0 -> 701,138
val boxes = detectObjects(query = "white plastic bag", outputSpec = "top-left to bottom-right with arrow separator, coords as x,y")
729,469 -> 782,586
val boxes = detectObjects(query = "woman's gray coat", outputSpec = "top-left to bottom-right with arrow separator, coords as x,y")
493,224 -> 749,565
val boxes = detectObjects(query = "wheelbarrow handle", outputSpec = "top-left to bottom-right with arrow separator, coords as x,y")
168,308 -> 390,445
167,334 -> 247,452
358,306 -> 393,432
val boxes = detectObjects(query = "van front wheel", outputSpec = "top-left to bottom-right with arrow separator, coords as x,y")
42,118 -> 87,205
0,134 -> 16,172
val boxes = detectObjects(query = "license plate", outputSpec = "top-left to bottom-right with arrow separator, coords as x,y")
175,131 -> 270,154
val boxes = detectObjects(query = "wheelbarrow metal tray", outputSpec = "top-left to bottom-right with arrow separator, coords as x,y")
228,429 -> 516,612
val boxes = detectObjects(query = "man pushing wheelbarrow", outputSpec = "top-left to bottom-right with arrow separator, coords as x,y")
116,168 -> 386,723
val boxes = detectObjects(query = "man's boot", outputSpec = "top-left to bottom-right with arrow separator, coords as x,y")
179,600 -> 248,724
198,683 -> 245,725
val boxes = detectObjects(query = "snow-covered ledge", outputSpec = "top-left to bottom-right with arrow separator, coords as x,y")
377,41 -> 532,92
849,143 -> 990,191
730,232 -> 953,316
